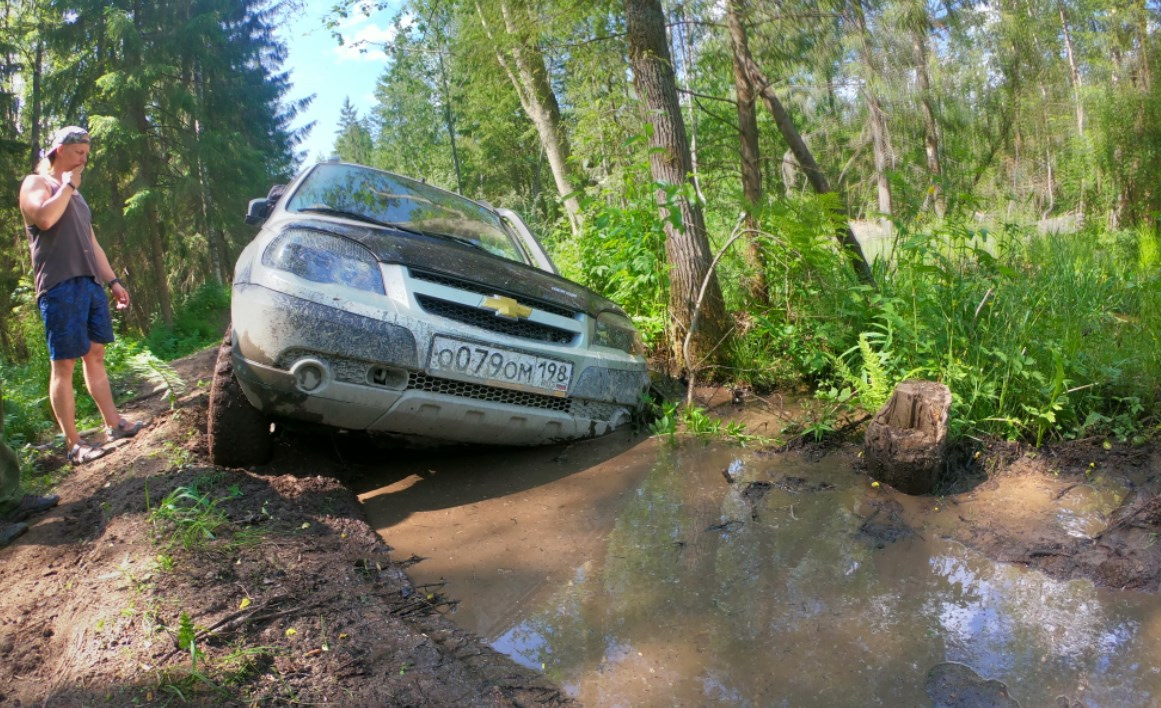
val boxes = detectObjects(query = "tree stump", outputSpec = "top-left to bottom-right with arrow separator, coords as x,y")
864,380 -> 952,495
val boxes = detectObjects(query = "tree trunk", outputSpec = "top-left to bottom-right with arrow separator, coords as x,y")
1135,0 -> 1151,92
477,0 -> 583,235
864,381 -> 952,496
28,35 -> 42,171
434,46 -> 464,194
1057,0 -> 1085,137
624,0 -> 729,374
131,2 -> 173,327
725,0 -> 769,305
850,0 -> 893,217
135,110 -> 174,327
911,22 -> 945,217
675,2 -> 705,203
741,55 -> 876,287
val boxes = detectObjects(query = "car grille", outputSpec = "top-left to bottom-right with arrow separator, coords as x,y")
416,295 -> 576,345
408,372 -> 571,412
275,349 -> 572,414
409,268 -> 579,318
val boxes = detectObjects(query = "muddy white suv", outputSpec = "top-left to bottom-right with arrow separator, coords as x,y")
207,161 -> 649,467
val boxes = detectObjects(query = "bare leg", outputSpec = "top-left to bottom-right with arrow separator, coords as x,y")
81,341 -> 122,430
49,358 -> 80,448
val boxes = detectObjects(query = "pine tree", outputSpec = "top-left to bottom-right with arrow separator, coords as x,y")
334,97 -> 374,165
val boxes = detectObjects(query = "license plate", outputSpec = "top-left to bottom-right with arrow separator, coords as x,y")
428,335 -> 572,397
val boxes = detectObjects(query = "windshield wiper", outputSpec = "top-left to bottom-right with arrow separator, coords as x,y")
298,205 -> 484,251
430,233 -> 485,251
297,205 -> 426,236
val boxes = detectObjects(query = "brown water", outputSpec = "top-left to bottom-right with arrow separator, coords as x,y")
355,432 -> 1161,706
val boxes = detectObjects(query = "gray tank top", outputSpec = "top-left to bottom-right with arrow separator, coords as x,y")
26,178 -> 101,297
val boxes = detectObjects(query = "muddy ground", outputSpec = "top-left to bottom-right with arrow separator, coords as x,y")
0,348 -> 1158,705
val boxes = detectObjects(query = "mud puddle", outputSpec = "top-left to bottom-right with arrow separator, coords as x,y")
356,431 -> 1161,705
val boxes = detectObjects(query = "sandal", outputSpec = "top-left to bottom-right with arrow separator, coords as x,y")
67,442 -> 107,465
106,419 -> 144,441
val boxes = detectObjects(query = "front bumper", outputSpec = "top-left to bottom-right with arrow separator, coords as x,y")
230,284 -> 647,445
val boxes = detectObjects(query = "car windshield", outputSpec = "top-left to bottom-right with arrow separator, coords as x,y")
286,163 -> 529,264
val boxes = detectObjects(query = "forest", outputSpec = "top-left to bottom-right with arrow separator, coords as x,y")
1,0 -> 1159,461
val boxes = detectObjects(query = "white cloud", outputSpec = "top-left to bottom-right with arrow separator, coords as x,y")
333,22 -> 396,62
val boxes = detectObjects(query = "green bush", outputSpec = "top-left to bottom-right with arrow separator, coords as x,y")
552,165 -> 669,347
144,281 -> 230,360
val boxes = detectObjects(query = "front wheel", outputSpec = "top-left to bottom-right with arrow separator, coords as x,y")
207,327 -> 272,467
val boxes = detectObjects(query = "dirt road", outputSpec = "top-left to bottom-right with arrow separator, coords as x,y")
0,346 -> 566,706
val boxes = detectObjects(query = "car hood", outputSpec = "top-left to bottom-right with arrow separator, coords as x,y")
284,218 -> 622,317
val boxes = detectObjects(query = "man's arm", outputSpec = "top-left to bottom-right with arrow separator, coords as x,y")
19,174 -> 75,231
91,229 -> 130,308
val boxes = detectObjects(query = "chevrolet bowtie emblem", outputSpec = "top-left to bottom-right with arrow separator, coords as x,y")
481,295 -> 532,320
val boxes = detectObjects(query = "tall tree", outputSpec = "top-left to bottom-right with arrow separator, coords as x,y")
474,0 -> 583,234
624,0 -> 729,373
900,0 -> 945,216
726,0 -> 768,305
847,0 -> 893,217
334,97 -> 374,164
38,0 -> 299,327
735,21 -> 876,285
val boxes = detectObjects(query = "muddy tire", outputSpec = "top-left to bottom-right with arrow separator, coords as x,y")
208,328 -> 272,467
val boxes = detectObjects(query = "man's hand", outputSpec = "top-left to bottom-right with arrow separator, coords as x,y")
110,281 -> 129,310
61,166 -> 83,190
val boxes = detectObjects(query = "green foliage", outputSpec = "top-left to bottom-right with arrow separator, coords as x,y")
727,194 -> 871,389
155,618 -> 276,701
147,473 -> 242,551
649,401 -> 768,446
177,611 -> 201,664
841,221 -> 1161,443
122,352 -> 186,409
832,332 -> 898,414
553,161 -> 669,345
144,281 -> 229,361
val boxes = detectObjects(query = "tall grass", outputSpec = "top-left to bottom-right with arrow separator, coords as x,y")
731,212 -> 1160,444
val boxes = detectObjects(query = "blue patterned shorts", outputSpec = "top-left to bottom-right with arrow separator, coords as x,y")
38,276 -> 115,360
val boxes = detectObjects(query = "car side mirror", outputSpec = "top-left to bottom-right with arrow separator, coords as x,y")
245,198 -> 270,225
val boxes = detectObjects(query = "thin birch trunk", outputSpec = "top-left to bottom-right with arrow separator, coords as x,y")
477,0 -> 583,235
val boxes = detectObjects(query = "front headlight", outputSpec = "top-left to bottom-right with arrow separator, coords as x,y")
594,310 -> 645,356
262,229 -> 384,294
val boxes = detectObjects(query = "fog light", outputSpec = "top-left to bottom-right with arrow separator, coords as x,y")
290,358 -> 330,393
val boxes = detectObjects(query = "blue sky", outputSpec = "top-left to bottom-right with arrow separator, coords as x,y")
277,2 -> 404,166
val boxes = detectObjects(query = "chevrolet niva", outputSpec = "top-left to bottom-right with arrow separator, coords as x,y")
207,161 -> 649,467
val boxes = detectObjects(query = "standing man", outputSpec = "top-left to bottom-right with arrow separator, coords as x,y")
17,126 -> 143,467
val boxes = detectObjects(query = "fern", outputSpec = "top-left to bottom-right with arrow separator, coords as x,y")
831,333 -> 894,413
125,351 -> 186,408
858,333 -> 892,411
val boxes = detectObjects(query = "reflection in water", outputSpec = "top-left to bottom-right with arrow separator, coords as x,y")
1054,480 -> 1130,539
489,445 -> 1161,706
927,552 -> 1152,704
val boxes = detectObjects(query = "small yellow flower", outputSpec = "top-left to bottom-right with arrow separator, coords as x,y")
871,481 -> 880,488
285,627 -> 297,637
239,597 -> 251,610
